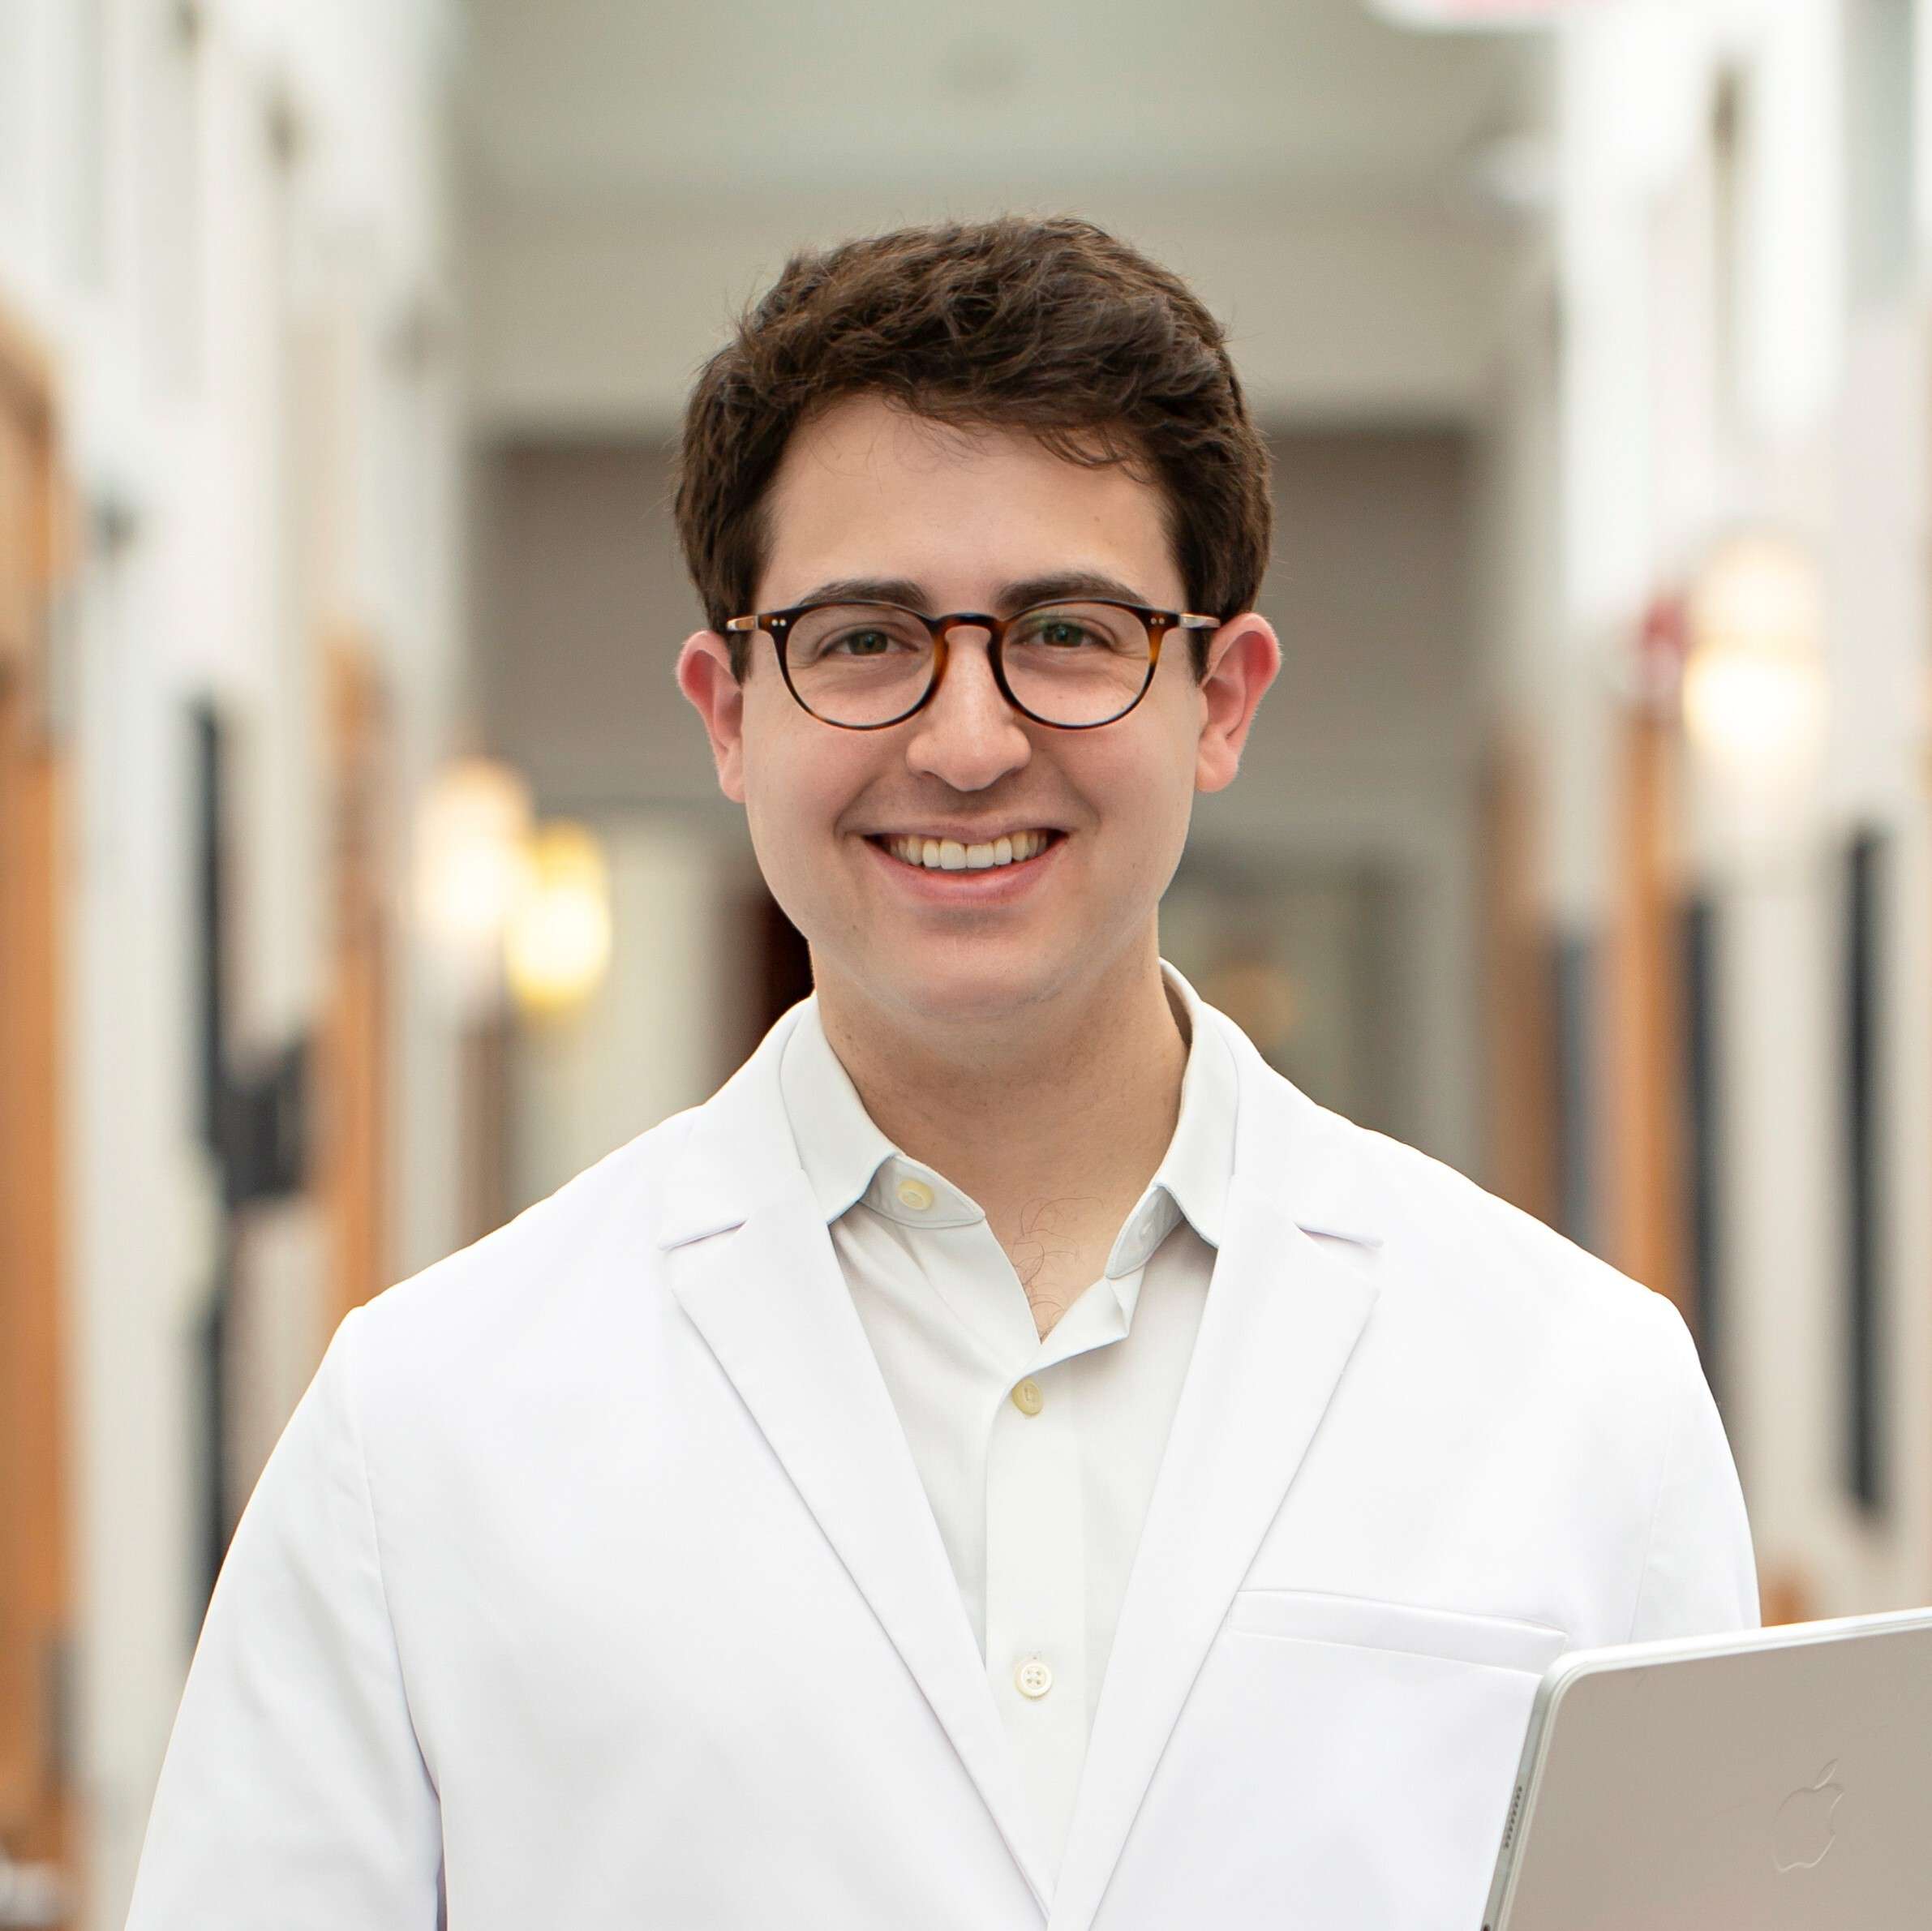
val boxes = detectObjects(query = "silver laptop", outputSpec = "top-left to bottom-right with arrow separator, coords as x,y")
1480,1607 -> 1932,1930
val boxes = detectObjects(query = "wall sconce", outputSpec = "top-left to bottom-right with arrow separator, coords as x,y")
1681,532 -> 1828,775
415,756 -> 533,1015
506,821 -> 612,1016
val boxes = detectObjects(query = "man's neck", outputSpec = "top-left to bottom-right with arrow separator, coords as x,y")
814,943 -> 1191,1324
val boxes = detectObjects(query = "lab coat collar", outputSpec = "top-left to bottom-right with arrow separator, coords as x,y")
656,981 -> 1384,1923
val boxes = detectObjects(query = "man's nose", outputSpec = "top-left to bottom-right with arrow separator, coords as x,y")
903,629 -> 1032,792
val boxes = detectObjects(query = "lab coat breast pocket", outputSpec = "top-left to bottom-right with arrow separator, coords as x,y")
1110,1590 -> 1567,1931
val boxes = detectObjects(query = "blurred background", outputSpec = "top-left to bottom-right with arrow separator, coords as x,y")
2,0 -> 1930,1920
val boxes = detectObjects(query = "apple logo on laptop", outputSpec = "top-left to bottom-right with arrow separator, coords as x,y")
1772,1761 -> 1844,1873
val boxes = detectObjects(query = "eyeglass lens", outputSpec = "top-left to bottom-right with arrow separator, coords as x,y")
783,603 -> 1153,727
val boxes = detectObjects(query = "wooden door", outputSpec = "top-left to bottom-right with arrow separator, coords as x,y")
1605,705 -> 1694,1326
0,314 -> 75,1920
320,641 -> 390,1328
1480,732 -> 1560,1226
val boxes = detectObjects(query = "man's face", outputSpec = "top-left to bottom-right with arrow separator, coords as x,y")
677,393 -> 1278,1031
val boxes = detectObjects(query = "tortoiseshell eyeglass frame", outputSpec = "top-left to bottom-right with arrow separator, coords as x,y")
722,599 -> 1222,731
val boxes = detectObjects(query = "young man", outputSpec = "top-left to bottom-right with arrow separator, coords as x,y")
128,217 -> 1756,1931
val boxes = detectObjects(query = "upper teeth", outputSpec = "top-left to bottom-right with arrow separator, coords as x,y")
882,830 -> 1054,871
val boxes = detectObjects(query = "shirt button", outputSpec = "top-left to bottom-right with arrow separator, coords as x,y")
895,1178 -> 935,1212
1011,1378 -> 1043,1417
1015,1657 -> 1054,1699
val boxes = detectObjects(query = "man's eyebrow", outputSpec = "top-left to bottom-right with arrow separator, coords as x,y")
784,570 -> 1158,612
998,571 -> 1156,610
788,576 -> 930,609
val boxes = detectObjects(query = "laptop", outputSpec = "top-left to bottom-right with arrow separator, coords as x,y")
1479,1606 -> 1932,1930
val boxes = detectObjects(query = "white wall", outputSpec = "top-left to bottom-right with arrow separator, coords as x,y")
1502,0 -> 1932,1615
465,189 -> 1531,435
0,0 -> 465,1920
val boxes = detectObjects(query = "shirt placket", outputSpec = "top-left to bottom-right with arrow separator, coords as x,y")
983,1349 -> 1088,1876
981,1283 -> 1128,1877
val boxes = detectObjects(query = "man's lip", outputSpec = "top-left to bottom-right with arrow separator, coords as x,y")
861,826 -> 1067,891
861,828 -> 1067,843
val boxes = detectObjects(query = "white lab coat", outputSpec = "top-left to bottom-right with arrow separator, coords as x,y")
126,993 -> 1758,1930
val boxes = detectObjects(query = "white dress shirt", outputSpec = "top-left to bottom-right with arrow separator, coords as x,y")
777,958 -> 1236,1882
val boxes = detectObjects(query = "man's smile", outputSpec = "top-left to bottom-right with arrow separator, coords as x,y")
861,827 -> 1069,897
869,828 -> 1063,872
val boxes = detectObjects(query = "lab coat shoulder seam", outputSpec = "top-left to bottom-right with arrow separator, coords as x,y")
1623,1295 -> 1695,1644
1338,1121 -> 1596,1303
332,1304 -> 441,1792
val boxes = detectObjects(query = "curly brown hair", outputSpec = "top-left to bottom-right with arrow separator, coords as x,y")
673,215 -> 1273,683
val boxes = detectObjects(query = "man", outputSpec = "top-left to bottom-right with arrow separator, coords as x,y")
127,217 -> 1756,1930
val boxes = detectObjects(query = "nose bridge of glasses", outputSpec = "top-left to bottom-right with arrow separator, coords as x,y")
933,611 -> 1000,663
926,614 -> 1010,709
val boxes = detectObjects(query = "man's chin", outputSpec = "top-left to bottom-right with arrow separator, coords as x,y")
827,949 -> 1069,1029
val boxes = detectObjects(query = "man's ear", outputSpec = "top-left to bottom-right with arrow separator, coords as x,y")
676,629 -> 749,805
1195,613 -> 1282,795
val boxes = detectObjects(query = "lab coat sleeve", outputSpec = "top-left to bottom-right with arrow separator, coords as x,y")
1625,1294 -> 1761,1643
125,1307 -> 444,1929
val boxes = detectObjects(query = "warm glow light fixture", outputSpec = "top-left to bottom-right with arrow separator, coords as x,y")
506,822 -> 613,1015
1681,532 -> 1828,772
415,756 -> 534,1013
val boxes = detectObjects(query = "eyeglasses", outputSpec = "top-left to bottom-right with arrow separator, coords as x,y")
723,598 -> 1221,730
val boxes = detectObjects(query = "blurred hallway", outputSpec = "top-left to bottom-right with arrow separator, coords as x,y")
2,0 -> 1930,1922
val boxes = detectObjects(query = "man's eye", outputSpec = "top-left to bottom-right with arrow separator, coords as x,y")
1031,620 -> 1095,648
831,629 -> 894,655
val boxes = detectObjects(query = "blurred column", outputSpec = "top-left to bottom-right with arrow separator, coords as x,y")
1551,2 -> 1711,1271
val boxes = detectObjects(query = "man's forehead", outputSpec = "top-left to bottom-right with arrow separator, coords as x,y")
779,393 -> 1136,476
756,398 -> 1179,607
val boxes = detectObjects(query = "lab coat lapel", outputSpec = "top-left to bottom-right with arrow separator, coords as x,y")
1049,1018 -> 1384,1931
657,1006 -> 1052,1912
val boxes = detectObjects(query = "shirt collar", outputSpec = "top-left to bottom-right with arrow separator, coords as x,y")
777,958 -> 1237,1276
